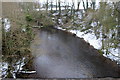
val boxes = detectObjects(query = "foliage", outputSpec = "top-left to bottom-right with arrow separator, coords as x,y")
21,2 -> 54,28
2,22 -> 34,77
2,2 -> 55,78
97,49 -> 104,55
2,2 -> 35,78
25,14 -> 33,22
2,1 -> 120,78
81,2 -> 119,56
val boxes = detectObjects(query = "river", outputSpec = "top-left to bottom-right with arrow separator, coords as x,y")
30,27 -> 119,78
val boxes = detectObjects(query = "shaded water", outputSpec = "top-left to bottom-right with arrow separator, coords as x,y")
31,27 -> 119,78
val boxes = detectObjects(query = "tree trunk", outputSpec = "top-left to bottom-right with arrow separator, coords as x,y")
91,0 -> 96,10
117,2 -> 120,39
56,0 -> 57,11
77,0 -> 81,11
46,0 -> 49,12
86,0 -> 88,10
82,0 -> 86,11
117,1 -> 120,63
58,0 -> 61,18
50,1 -> 53,13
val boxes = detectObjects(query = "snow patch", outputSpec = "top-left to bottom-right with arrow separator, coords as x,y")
4,18 -> 10,32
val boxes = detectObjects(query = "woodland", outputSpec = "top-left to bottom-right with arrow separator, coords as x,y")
1,0 -> 120,78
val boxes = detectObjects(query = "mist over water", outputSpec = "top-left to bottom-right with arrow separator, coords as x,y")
31,28 -> 119,78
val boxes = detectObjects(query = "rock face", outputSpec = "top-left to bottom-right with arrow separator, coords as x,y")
31,27 -> 120,78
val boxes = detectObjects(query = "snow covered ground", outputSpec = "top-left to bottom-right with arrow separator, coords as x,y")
1,7 -> 119,78
1,58 -> 25,78
3,18 -> 10,32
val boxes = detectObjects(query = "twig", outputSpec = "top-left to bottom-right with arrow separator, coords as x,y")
110,52 -> 120,58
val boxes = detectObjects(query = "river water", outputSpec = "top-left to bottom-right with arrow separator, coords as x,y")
30,27 -> 119,78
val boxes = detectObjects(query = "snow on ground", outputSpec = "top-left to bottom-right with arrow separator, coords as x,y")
4,18 -> 10,32
69,30 -> 102,49
1,62 -> 8,78
1,58 -> 26,78
36,7 -> 71,11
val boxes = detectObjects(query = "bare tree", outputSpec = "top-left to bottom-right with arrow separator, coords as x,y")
91,0 -> 96,10
71,0 -> 75,16
50,0 -> 53,12
82,0 -> 86,11
56,0 -> 58,11
58,0 -> 61,18
46,0 -> 49,12
115,1 -> 120,40
86,0 -> 88,10
77,0 -> 81,11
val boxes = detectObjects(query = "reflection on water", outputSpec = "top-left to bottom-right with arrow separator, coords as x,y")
57,27 -> 119,63
31,28 -> 119,78
69,29 -> 119,63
